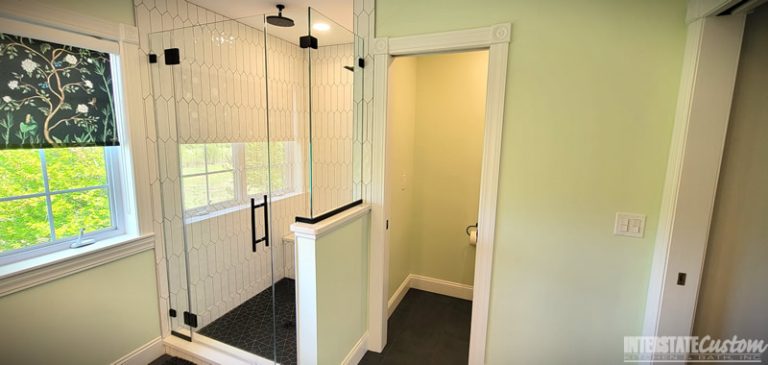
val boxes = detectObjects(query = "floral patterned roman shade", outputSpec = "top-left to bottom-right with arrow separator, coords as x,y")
0,32 -> 118,149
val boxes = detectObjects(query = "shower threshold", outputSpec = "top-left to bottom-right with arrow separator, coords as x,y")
197,278 -> 297,365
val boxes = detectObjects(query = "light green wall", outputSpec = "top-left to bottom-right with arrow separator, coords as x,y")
0,251 -> 160,365
317,215 -> 370,364
411,51 -> 486,286
387,51 -> 487,296
378,1 -> 687,363
386,56 -> 417,296
34,0 -> 135,25
693,4 -> 768,345
0,5 -> 156,365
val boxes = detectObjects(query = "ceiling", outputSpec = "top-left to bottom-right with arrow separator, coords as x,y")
188,0 -> 355,46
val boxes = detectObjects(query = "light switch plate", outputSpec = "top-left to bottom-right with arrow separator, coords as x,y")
614,212 -> 646,238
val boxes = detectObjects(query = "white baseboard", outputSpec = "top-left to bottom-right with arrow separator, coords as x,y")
410,274 -> 473,300
111,336 -> 165,365
388,276 -> 411,317
342,333 -> 369,365
388,274 -> 474,316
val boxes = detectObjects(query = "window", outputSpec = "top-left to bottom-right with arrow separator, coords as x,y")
0,147 -> 123,256
245,141 -> 294,196
180,141 -> 296,216
0,28 -> 127,263
180,143 -> 236,212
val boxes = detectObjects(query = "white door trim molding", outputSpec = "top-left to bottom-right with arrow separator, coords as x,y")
369,23 -> 511,365
642,9 -> 746,343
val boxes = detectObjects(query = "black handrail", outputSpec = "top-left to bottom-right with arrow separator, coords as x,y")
251,195 -> 269,251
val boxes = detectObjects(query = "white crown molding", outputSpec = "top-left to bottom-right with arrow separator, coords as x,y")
0,0 -> 139,44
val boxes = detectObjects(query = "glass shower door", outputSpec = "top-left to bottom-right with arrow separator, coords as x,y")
148,15 -> 284,362
306,8 -> 365,218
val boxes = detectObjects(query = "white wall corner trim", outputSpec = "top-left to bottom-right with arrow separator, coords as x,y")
291,206 -> 371,364
111,337 -> 165,365
370,23 -> 511,364
0,234 -> 155,297
642,12 -> 745,344
368,51 -> 391,353
342,333 -> 369,365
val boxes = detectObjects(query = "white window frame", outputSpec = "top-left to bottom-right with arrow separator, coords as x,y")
243,141 -> 296,198
0,12 -> 146,269
181,143 -> 237,216
0,147 -> 126,264
181,141 -> 299,219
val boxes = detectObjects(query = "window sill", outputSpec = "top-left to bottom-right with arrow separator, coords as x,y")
0,233 -> 155,297
184,191 -> 305,224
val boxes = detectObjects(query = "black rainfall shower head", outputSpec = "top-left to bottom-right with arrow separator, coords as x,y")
267,4 -> 295,27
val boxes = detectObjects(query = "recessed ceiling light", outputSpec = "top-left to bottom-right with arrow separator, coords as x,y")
312,22 -> 331,31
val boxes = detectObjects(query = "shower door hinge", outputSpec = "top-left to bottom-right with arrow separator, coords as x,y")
164,48 -> 180,65
300,35 -> 318,49
169,308 -> 177,317
386,220 -> 389,230
148,53 -> 157,64
183,311 -> 198,328
358,58 -> 365,68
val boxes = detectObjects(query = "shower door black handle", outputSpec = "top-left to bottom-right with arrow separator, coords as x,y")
251,195 -> 269,252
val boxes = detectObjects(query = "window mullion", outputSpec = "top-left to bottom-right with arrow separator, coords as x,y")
38,149 -> 57,241
104,147 -> 117,230
204,144 -> 211,207
235,143 -> 246,202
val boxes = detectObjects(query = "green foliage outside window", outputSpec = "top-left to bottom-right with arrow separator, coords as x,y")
0,147 -> 112,254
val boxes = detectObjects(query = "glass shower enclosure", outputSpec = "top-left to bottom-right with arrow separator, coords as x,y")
148,8 -> 362,364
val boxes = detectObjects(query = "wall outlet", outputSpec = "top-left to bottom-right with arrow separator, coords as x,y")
614,212 -> 646,238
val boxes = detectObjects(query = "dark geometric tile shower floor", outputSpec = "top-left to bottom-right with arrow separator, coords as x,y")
198,278 -> 297,365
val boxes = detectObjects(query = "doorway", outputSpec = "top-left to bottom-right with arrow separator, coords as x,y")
692,3 -> 768,353
366,24 -> 511,364
364,50 -> 489,364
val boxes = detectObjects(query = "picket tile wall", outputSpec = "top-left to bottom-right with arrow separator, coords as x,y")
135,0 -> 363,333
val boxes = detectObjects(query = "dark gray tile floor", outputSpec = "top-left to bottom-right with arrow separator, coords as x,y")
148,354 -> 196,365
197,278 -> 296,365
360,289 -> 472,365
